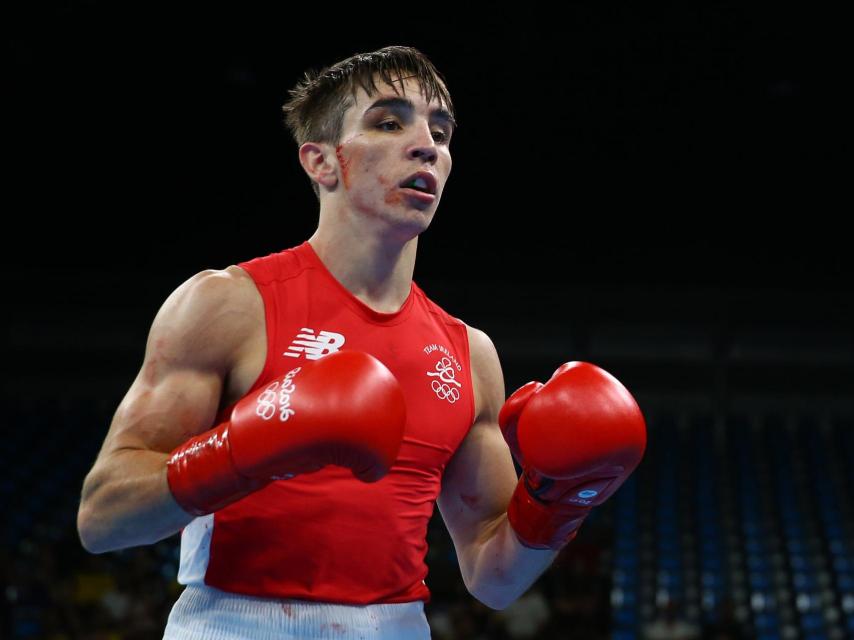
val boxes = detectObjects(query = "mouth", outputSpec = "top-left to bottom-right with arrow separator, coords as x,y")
398,171 -> 438,197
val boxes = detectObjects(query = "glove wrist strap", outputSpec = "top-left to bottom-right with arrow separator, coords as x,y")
507,478 -> 589,550
166,423 -> 268,516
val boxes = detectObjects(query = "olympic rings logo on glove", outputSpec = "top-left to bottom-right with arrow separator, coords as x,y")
255,367 -> 302,422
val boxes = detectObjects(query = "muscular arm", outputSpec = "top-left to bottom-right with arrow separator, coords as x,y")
437,327 -> 557,610
77,266 -> 261,553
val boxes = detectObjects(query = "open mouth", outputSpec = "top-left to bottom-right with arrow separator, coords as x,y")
399,172 -> 437,195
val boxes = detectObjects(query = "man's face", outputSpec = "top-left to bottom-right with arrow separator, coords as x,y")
331,75 -> 454,237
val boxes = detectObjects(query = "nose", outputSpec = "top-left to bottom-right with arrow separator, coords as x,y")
407,121 -> 438,164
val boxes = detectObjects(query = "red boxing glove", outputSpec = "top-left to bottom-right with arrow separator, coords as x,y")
499,361 -> 646,550
166,351 -> 406,516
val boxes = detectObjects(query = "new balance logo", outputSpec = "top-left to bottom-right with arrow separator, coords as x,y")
283,328 -> 346,360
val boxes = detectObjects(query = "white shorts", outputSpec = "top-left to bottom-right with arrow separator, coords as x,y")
163,584 -> 432,640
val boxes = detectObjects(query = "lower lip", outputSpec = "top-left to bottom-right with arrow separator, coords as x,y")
399,188 -> 436,204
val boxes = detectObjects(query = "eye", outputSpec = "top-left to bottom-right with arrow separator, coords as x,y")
432,130 -> 450,144
378,120 -> 401,132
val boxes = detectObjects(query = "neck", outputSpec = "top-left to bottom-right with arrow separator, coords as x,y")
308,214 -> 418,314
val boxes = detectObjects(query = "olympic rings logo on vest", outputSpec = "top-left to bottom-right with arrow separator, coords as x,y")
255,367 -> 302,422
427,356 -> 462,404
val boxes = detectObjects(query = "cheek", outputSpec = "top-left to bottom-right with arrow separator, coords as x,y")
442,153 -> 453,180
336,139 -> 388,193
376,174 -> 407,206
384,185 -> 405,206
335,145 -> 354,190
377,173 -> 396,204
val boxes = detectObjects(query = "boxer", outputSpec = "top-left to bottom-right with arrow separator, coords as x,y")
77,46 -> 646,639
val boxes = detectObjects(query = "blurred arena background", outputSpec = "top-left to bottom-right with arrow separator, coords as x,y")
3,3 -> 851,639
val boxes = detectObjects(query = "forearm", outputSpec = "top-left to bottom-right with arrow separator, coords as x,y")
77,449 -> 193,553
461,513 -> 558,610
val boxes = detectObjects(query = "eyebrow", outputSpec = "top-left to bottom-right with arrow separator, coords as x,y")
364,96 -> 457,130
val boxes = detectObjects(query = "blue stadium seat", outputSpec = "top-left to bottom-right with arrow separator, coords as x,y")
614,608 -> 639,627
754,611 -> 780,631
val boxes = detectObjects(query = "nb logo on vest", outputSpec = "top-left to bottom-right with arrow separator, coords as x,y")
283,328 -> 346,360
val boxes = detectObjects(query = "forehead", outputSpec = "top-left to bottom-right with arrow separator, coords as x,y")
348,74 -> 447,114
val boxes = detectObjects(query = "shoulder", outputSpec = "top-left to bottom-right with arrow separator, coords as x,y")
148,266 -> 262,372
238,244 -> 307,285
464,325 -> 505,420
465,325 -> 498,368
465,326 -> 502,385
188,264 -> 256,295
163,266 -> 259,325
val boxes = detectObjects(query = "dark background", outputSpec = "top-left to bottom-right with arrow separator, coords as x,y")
6,3 -> 849,280
4,3 -> 852,638
6,2 -> 851,398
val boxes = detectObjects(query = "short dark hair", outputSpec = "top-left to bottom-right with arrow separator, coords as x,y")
282,46 -> 455,199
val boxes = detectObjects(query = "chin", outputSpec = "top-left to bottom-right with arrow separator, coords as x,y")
388,210 -> 435,242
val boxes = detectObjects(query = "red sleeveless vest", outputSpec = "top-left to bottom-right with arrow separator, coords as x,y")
182,241 -> 475,604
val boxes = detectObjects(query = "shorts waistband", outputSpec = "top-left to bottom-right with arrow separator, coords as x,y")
163,583 -> 431,640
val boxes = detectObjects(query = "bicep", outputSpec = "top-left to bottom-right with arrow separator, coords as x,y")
437,419 -> 518,549
437,326 -> 517,549
95,269 -> 251,459
105,365 -> 223,456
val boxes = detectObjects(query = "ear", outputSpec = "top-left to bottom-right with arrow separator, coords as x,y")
298,142 -> 339,191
